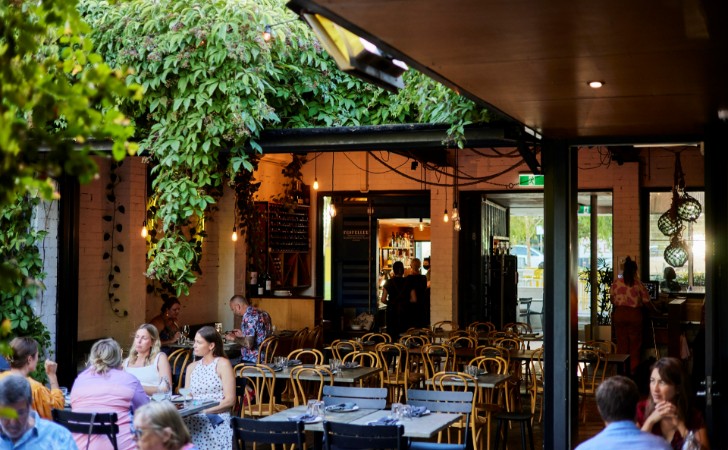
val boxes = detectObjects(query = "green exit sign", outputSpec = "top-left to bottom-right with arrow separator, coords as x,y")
578,205 -> 591,214
519,174 -> 544,186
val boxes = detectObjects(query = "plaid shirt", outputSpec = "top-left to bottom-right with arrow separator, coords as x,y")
240,306 -> 272,362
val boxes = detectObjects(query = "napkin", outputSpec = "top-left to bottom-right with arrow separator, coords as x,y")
288,414 -> 318,422
287,359 -> 302,366
343,362 -> 359,369
409,406 -> 429,418
326,402 -> 356,411
368,417 -> 399,426
205,414 -> 224,427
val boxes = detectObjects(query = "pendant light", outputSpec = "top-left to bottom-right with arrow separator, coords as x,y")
313,152 -> 319,190
231,199 -> 238,242
451,149 -> 460,228
329,154 -> 336,217
419,218 -> 424,231
443,181 -> 449,223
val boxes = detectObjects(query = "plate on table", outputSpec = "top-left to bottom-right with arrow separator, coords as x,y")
326,404 -> 359,413
170,395 -> 187,403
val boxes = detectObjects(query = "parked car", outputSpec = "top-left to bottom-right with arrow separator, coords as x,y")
512,245 -> 544,268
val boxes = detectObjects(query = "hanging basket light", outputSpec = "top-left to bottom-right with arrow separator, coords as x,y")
664,236 -> 689,267
658,211 -> 682,236
677,192 -> 702,222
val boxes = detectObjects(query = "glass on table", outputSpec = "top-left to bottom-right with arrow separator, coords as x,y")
390,402 -> 403,420
178,387 -> 193,407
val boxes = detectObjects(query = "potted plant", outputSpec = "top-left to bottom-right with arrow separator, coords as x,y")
580,258 -> 614,340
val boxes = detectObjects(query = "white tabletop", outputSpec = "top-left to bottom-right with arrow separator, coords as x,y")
175,399 -> 219,418
238,365 -> 382,384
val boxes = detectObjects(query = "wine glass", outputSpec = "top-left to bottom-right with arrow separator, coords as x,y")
182,325 -> 190,343
178,387 -> 192,407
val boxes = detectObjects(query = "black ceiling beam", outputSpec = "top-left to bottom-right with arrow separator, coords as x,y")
258,123 -> 525,154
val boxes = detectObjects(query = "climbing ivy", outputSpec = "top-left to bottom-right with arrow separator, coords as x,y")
80,0 -> 490,296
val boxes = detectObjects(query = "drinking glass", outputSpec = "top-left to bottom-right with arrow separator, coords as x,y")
182,325 -> 190,341
390,403 -> 403,420
307,399 -> 320,417
178,387 -> 192,408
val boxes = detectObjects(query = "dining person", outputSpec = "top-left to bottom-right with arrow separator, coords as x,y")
182,326 -> 234,450
0,337 -> 64,419
124,324 -> 173,395
660,266 -> 682,293
637,357 -> 710,449
133,401 -> 197,450
576,375 -> 670,450
610,256 -> 651,373
151,298 -> 183,351
70,338 -> 149,450
225,294 -> 271,364
0,375 -> 77,449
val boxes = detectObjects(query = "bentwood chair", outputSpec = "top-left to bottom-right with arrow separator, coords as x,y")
330,339 -> 363,360
287,348 -> 325,365
428,372 -> 479,449
577,347 -> 607,422
290,365 -> 334,406
342,351 -> 384,387
323,421 -> 406,450
362,332 -> 392,344
421,343 -> 457,380
529,347 -> 545,423
375,342 -> 413,403
235,364 -> 287,418
52,409 -> 119,450
168,347 -> 192,393
256,335 -> 278,364
231,417 -> 305,450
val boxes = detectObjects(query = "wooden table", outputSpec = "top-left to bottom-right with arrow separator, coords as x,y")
262,405 -> 462,439
508,349 -> 631,375
424,373 -> 510,389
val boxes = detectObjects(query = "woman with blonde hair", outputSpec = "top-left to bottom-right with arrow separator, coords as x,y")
133,401 -> 197,450
0,337 -> 64,419
124,324 -> 173,395
70,338 -> 149,450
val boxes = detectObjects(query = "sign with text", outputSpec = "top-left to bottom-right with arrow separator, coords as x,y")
519,174 -> 544,186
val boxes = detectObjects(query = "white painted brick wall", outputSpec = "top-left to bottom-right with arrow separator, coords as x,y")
33,197 -> 59,357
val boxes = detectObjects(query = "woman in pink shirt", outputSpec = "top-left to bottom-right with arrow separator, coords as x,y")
71,338 -> 149,450
610,256 -> 650,373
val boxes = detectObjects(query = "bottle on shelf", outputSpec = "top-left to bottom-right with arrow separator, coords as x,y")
257,273 -> 265,296
248,271 -> 258,298
264,271 -> 272,295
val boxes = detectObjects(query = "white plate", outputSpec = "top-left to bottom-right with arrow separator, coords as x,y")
273,290 -> 292,297
326,405 -> 359,413
300,416 -> 323,423
170,395 -> 189,403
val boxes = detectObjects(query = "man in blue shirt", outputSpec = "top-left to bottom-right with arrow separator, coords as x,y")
0,375 -> 77,449
225,294 -> 272,364
576,375 -> 671,450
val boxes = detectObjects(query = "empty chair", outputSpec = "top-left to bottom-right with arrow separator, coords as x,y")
52,409 -> 119,450
287,348 -> 324,365
529,347 -> 545,423
330,339 -> 363,360
234,364 -> 286,418
518,298 -> 533,325
322,385 -> 387,409
421,343 -> 456,380
306,325 -> 324,349
290,365 -> 333,406
291,328 -> 309,349
256,335 -> 278,364
375,342 -> 412,403
427,372 -> 480,449
168,348 -> 192,393
342,351 -> 383,388
399,334 -> 430,348
230,416 -> 305,450
577,347 -> 607,422
362,332 -> 392,343
407,389 -> 474,450
323,421 -> 406,450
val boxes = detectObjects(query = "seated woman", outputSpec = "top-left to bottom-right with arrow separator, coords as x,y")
133,401 -> 197,450
182,326 -> 235,450
637,357 -> 710,449
660,267 -> 682,293
71,338 -> 149,450
124,323 -> 173,395
0,337 -> 64,419
151,298 -> 183,352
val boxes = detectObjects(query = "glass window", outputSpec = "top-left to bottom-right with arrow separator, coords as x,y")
648,191 -> 705,292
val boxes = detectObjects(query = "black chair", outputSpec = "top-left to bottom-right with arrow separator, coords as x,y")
492,410 -> 535,450
322,385 -> 387,410
407,389 -> 474,450
52,409 -> 119,450
230,417 -> 305,450
323,421 -> 406,450
518,298 -> 533,325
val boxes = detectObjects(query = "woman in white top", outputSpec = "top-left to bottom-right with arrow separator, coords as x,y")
123,323 -> 173,395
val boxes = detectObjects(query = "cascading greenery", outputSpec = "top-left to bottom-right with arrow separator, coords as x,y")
0,0 -> 139,364
80,0 -> 491,296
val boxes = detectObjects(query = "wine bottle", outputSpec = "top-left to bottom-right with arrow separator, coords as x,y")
264,272 -> 272,295
257,273 -> 265,296
248,271 -> 258,298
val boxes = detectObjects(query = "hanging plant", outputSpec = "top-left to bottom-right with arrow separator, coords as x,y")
579,258 -> 614,325
103,161 -> 128,317
273,154 -> 307,212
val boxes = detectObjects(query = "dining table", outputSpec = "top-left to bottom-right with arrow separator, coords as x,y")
174,399 -> 219,418
508,348 -> 631,375
424,372 -> 511,389
261,404 -> 462,439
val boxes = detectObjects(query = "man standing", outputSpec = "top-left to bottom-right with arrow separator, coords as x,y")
575,376 -> 671,450
225,294 -> 272,364
0,375 -> 77,449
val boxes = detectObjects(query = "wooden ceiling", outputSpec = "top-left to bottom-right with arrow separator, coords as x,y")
287,0 -> 728,143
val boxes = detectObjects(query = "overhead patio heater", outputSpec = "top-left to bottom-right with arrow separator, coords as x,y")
301,13 -> 408,92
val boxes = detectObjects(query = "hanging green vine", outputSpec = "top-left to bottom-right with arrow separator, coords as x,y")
80,0 -> 491,296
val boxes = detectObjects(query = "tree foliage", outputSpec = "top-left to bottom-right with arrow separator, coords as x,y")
81,0 -> 490,296
1,0 -> 139,357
